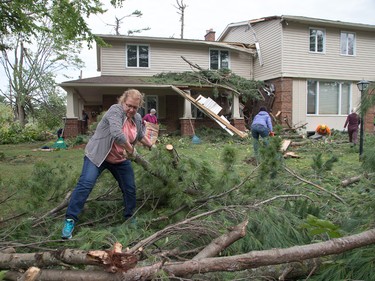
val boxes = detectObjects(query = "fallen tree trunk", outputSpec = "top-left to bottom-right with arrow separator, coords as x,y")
341,173 -> 374,187
3,228 -> 375,280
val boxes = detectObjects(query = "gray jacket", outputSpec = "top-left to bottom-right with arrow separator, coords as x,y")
85,104 -> 145,167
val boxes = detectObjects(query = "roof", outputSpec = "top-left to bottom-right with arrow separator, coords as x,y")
218,15 -> 375,41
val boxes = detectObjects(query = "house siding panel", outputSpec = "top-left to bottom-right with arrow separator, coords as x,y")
282,23 -> 375,80
100,40 -> 253,79
220,22 -> 282,81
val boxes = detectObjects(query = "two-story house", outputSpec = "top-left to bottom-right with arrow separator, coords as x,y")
60,32 -> 255,137
218,15 -> 375,133
60,15 -> 375,137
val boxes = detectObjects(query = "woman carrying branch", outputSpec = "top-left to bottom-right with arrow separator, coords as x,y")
250,106 -> 274,163
62,89 -> 154,239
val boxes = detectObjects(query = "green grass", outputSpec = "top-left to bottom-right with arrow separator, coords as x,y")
0,130 -> 374,280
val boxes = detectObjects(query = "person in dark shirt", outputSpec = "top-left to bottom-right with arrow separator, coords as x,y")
344,108 -> 360,147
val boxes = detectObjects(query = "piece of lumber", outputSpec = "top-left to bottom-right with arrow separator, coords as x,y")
283,152 -> 300,158
280,140 -> 291,152
171,86 -> 248,138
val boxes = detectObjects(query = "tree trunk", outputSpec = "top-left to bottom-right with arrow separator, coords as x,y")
2,228 -> 375,280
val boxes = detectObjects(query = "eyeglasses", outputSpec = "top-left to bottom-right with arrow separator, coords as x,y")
125,103 -> 139,111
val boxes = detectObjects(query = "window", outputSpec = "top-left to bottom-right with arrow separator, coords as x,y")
139,95 -> 158,117
340,32 -> 355,55
307,80 -> 351,115
126,44 -> 149,67
210,49 -> 229,69
309,28 -> 325,53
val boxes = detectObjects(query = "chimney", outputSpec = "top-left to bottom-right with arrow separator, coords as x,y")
204,29 -> 216,41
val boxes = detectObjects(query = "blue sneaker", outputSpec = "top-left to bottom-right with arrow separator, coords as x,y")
62,219 -> 75,239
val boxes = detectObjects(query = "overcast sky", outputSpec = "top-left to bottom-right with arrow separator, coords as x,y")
1,0 -> 375,90
75,0 -> 375,80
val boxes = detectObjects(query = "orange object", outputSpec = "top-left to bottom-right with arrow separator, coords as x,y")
316,124 -> 331,136
269,131 -> 275,136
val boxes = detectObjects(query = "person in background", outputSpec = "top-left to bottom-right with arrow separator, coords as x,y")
310,124 -> 331,140
82,110 -> 89,132
142,108 -> 158,125
344,108 -> 360,147
62,89 -> 154,239
250,106 -> 274,162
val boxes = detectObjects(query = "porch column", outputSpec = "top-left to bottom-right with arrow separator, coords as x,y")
64,89 -> 81,138
231,92 -> 240,118
230,91 -> 246,131
182,90 -> 193,118
180,90 -> 194,136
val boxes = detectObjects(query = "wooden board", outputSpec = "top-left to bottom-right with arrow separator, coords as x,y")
280,139 -> 291,152
171,86 -> 248,138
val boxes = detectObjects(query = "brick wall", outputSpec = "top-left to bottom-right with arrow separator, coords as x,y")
232,118 -> 246,131
269,77 -> 293,127
63,118 -> 80,138
180,119 -> 195,136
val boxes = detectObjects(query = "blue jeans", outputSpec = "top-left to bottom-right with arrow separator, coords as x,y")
251,124 -> 270,159
66,156 -> 136,222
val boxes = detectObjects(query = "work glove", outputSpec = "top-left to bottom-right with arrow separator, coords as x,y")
269,131 -> 275,137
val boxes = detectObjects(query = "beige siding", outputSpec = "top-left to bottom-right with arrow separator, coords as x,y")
292,79 -> 361,132
252,20 -> 283,81
100,40 -> 252,79
221,25 -> 253,43
220,22 -> 282,81
282,23 -> 375,81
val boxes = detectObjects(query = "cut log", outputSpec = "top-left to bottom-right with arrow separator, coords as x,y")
341,173 -> 374,187
283,152 -> 300,158
2,228 -> 375,280
280,140 -> 291,152
19,267 -> 40,281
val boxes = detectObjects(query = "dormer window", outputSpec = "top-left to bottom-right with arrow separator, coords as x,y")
210,49 -> 229,70
126,44 -> 149,68
309,28 -> 325,53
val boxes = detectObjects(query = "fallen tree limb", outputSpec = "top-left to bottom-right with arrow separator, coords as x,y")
341,173 -> 374,187
3,229 -> 375,280
193,220 -> 248,260
284,166 -> 346,204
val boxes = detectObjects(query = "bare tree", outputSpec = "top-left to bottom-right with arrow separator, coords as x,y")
105,10 -> 150,35
175,0 -> 187,39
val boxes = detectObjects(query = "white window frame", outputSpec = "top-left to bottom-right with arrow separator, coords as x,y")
307,80 -> 352,116
309,28 -> 326,53
340,31 -> 356,56
126,44 -> 150,68
209,49 -> 230,70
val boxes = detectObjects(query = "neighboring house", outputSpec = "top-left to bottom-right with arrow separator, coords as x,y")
60,30 -> 255,137
218,15 -> 375,133
60,15 -> 375,138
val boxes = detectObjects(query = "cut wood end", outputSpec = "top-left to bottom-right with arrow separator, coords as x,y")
113,242 -> 123,253
166,144 -> 174,151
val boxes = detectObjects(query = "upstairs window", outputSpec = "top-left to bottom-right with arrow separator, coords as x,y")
126,44 -> 149,68
340,32 -> 355,56
309,28 -> 325,53
210,49 -> 229,70
307,80 -> 351,115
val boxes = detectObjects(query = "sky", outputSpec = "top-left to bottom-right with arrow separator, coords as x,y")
1,0 -> 375,89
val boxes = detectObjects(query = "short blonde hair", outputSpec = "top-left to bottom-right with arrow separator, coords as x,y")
118,89 -> 144,107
